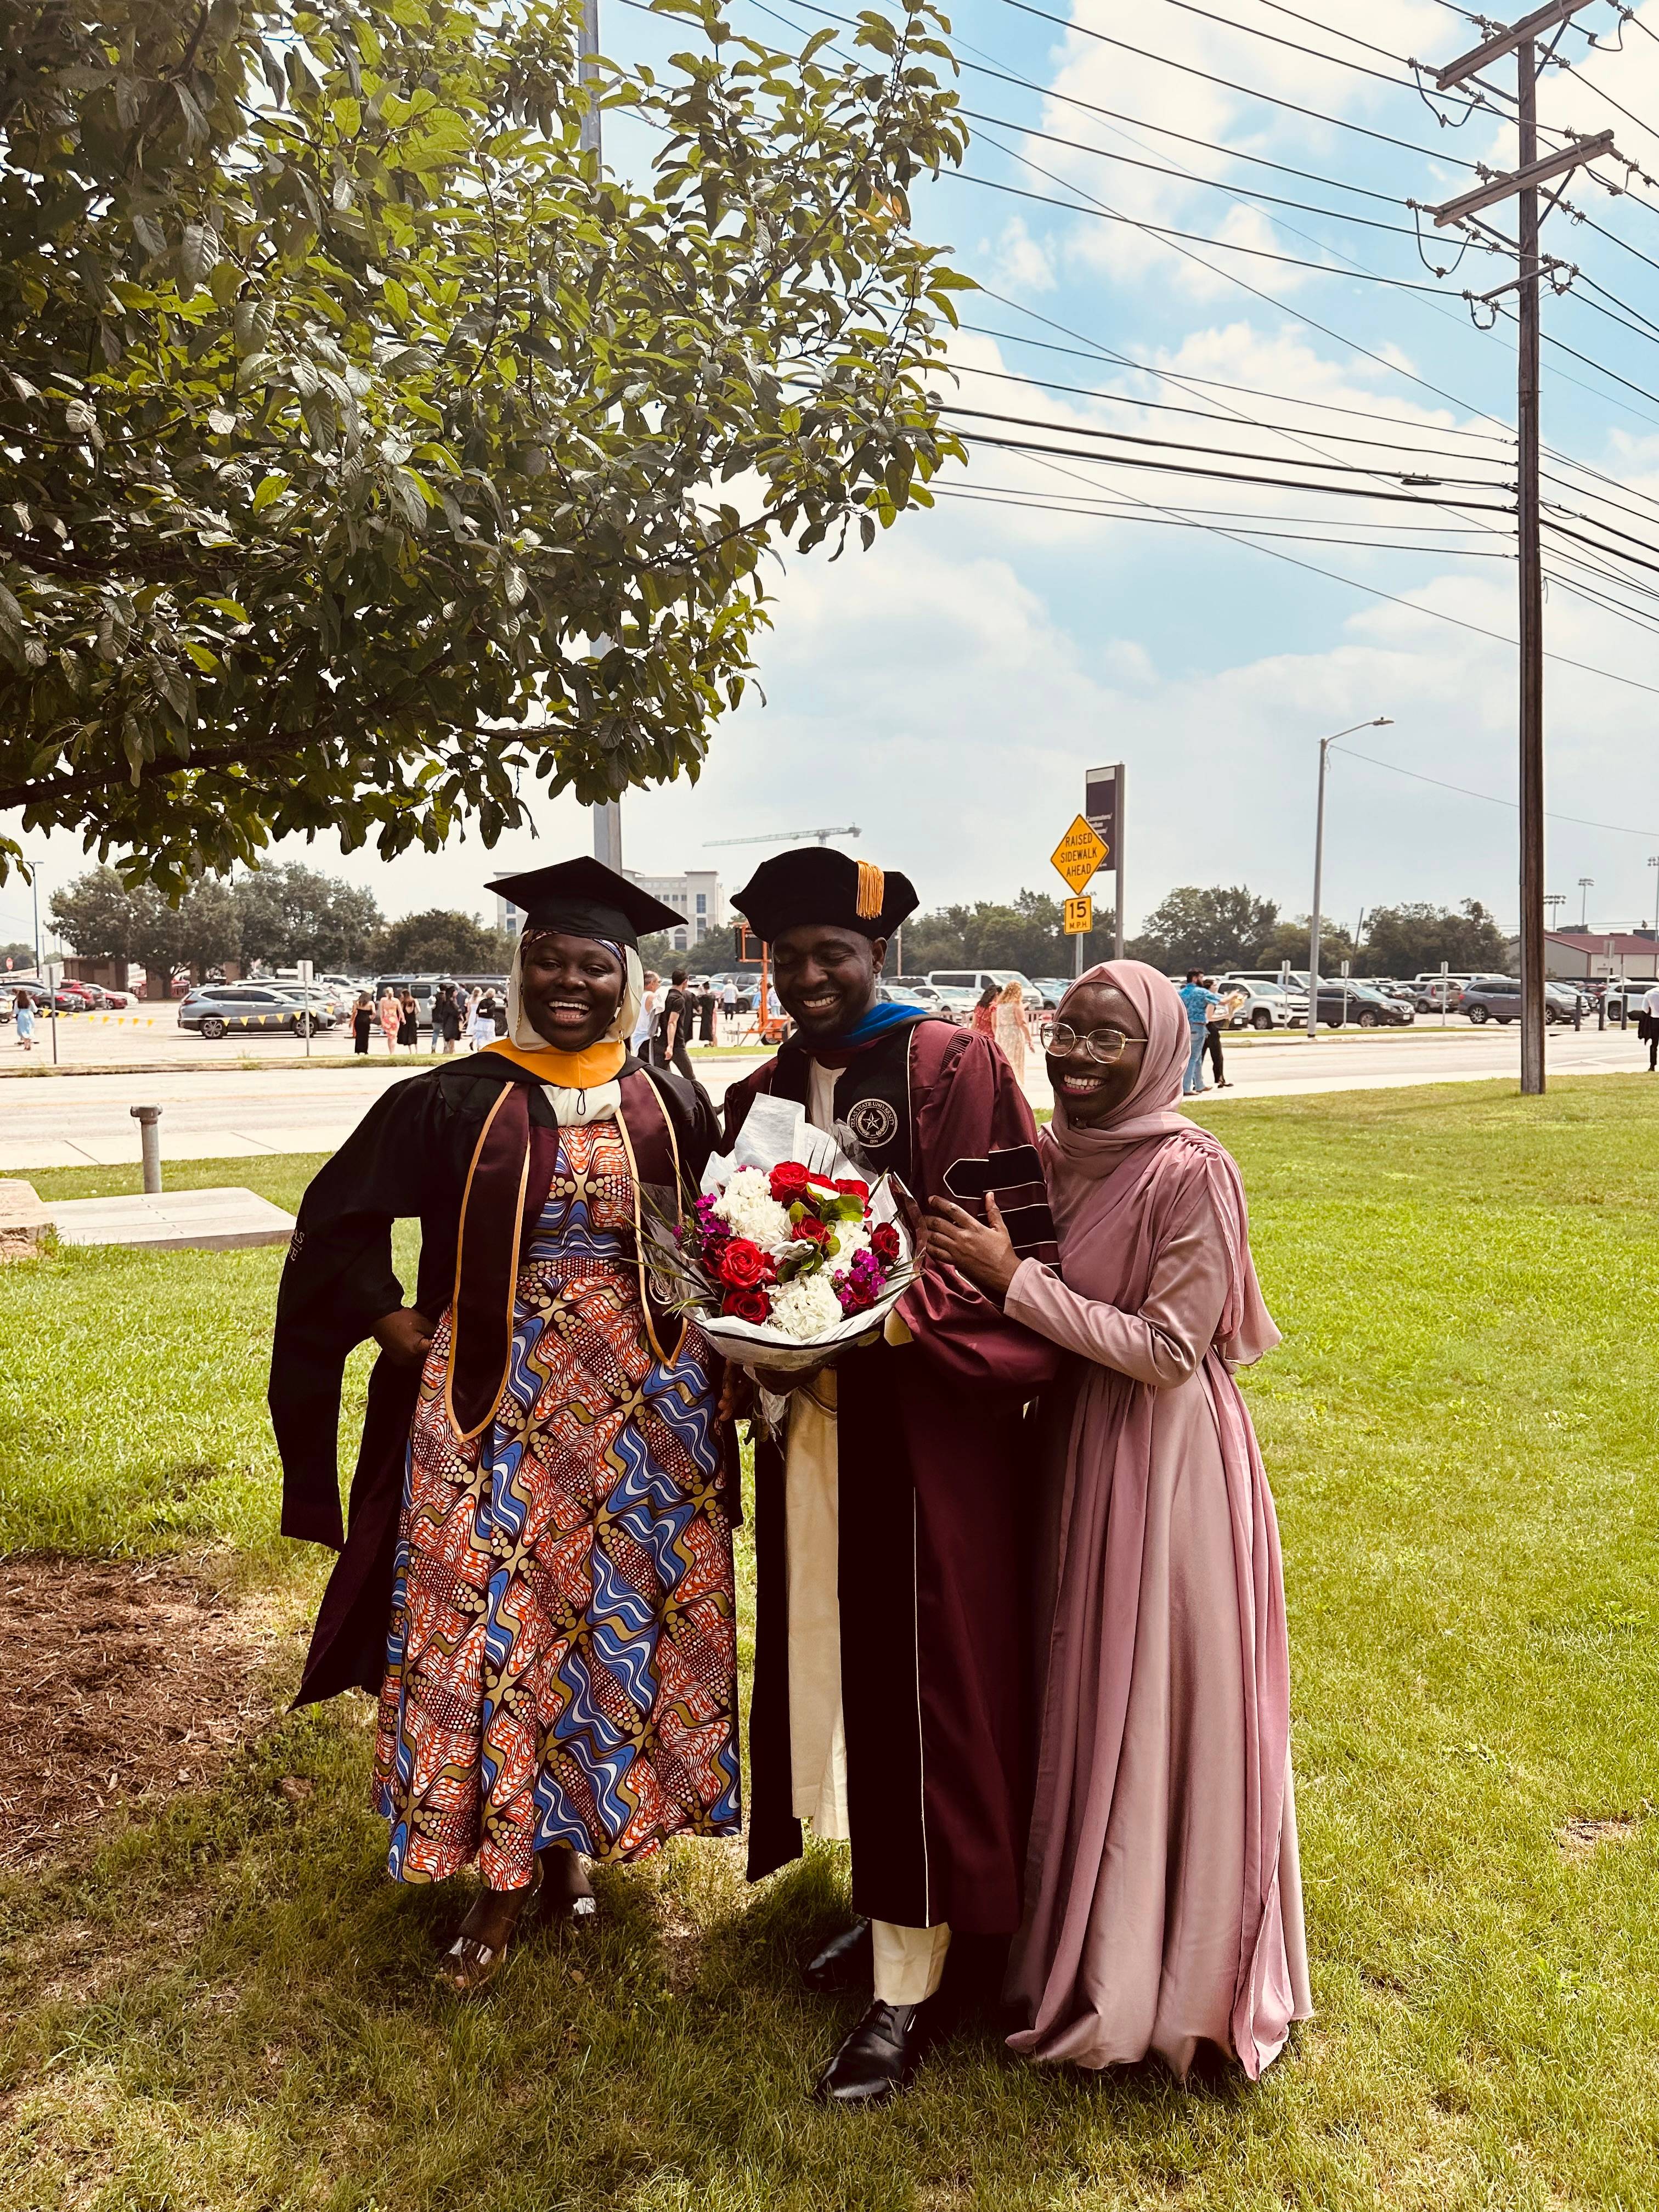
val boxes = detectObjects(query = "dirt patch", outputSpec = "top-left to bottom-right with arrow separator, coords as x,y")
1558,1814 -> 1641,1859
0,1553 -> 279,1868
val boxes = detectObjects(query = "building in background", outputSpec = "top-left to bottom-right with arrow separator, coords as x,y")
624,867 -> 726,953
495,892 -> 524,936
1545,928 -> 1659,983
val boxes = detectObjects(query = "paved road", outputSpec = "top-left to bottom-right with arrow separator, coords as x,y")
1,1025 -> 1646,1173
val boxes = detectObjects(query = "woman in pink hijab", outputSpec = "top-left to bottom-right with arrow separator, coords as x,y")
927,959 -> 1310,2082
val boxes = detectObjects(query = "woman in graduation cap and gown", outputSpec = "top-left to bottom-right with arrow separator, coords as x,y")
270,860 -> 741,1991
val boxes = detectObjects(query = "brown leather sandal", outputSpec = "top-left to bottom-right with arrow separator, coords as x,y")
437,1863 -> 541,1996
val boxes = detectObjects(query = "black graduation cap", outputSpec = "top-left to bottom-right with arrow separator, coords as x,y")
485,857 -> 681,950
732,847 -> 918,943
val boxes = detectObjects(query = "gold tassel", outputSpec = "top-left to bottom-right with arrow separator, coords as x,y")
855,861 -> 885,921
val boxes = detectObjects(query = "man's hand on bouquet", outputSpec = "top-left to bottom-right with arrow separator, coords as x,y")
924,1192 -> 1021,1298
372,1306 -> 436,1368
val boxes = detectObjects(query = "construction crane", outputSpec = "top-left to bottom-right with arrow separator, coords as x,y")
703,825 -> 860,849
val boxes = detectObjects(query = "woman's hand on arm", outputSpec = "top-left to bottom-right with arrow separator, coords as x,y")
371,1307 -> 436,1368
923,1192 -> 1022,1299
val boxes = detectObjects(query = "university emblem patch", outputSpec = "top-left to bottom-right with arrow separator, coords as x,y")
845,1096 -> 899,1149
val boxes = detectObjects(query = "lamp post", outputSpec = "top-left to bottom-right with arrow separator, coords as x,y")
1647,855 -> 1659,936
1578,876 -> 1594,930
1307,718 -> 1393,1042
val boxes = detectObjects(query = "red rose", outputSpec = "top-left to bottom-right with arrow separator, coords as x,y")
793,1216 -> 831,1248
722,1286 -> 771,1324
717,1237 -> 772,1289
769,1161 -> 812,1203
834,1177 -> 871,1199
871,1223 -> 901,1264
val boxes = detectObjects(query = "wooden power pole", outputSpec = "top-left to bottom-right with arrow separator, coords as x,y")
1427,0 -> 1616,1096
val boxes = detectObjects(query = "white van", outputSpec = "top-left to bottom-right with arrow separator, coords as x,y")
926,968 -> 1041,1007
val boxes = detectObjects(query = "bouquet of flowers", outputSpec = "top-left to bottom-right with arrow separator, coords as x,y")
651,1095 -> 917,1371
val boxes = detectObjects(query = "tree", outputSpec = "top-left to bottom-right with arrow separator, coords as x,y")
233,864 -> 380,970
371,908 -> 513,973
0,0 -> 970,890
0,941 -> 31,969
1126,885 -> 1282,973
49,860 -> 239,994
1363,900 -> 1510,977
901,890 -> 1070,976
1256,915 -> 1356,972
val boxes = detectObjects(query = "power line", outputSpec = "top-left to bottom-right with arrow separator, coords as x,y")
931,482 -> 1517,554
940,400 -> 1514,486
1337,743 -> 1659,840
955,427 -> 1520,506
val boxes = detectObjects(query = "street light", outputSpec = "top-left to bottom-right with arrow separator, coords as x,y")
1578,876 -> 1594,929
1307,717 -> 1393,1042
1647,855 -> 1659,935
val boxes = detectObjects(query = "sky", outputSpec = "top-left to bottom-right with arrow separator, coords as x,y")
10,0 -> 1659,955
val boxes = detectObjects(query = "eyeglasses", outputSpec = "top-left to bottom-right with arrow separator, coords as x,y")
1039,1020 -> 1141,1064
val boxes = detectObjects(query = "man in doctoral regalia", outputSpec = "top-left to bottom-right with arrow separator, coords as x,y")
723,847 -> 1059,2105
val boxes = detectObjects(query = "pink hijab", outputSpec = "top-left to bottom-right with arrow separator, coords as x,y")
1040,960 -> 1277,1367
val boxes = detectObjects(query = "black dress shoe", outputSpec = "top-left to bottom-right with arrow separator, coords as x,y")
802,1916 -> 871,1995
812,1999 -> 927,2106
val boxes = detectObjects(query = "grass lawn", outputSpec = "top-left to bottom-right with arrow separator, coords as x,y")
5,1074 -> 1659,2208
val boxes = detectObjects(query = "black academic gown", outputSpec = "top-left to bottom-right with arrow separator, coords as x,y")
724,1015 -> 1060,1936
270,1049 -> 726,1708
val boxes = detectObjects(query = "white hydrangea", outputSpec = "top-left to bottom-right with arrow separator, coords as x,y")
766,1272 -> 846,1341
713,1166 -> 793,1252
833,1223 -> 871,1263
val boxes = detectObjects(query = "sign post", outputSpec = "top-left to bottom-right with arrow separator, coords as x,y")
1051,815 -> 1111,979
1085,763 -> 1126,963
297,957 -> 314,1060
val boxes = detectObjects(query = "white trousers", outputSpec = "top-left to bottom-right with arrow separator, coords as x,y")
785,1370 -> 951,2008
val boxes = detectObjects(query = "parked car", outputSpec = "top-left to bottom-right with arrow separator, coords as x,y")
1305,982 -> 1413,1028
1599,978 -> 1657,1023
926,968 -> 1042,1008
1460,975 -> 1582,1025
876,983 -> 930,1007
1412,976 -> 1465,1013
929,984 -> 983,1025
178,983 -> 337,1037
892,976 -> 949,1012
1215,978 -> 1308,1029
1028,978 -> 1072,1009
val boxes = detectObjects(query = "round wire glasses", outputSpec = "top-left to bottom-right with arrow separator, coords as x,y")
1039,1019 -> 1138,1064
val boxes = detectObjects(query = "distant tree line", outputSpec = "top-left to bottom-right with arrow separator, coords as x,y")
1125,885 -> 1511,977
48,865 -> 515,995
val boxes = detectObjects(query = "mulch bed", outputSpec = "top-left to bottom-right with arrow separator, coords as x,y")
0,1554 -> 279,1869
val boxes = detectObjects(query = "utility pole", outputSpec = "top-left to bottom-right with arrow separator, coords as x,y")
1428,0 -> 1618,1094
580,0 -> 625,876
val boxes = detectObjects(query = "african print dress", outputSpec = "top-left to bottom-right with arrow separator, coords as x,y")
371,1118 -> 740,1889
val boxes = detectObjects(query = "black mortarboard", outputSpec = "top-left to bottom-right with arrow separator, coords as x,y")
485,857 -> 681,949
732,847 -> 918,943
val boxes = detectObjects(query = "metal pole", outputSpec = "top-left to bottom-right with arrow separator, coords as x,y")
1114,761 -> 1126,961
1073,914 -> 1086,980
130,1105 -> 162,1194
1306,736 -> 1329,1042
1517,40 -> 1546,1096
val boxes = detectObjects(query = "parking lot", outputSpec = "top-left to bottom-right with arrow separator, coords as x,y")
1,1020 -> 1649,1171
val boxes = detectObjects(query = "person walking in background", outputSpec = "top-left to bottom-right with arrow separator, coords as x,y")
397,988 -> 420,1052
466,987 -> 494,1052
432,983 -> 463,1056
1178,969 -> 1220,1097
993,978 -> 1029,1084
926,963 -> 1310,2084
697,980 -> 716,1045
633,969 -> 662,1064
352,992 -> 373,1056
720,977 -> 738,1041
972,982 -> 997,1037
656,967 -> 696,1081
1639,978 -> 1659,1071
1205,978 -> 1244,1091
14,990 -> 34,1052
377,986 -> 402,1054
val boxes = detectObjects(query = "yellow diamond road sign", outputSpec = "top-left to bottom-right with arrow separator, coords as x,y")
1051,814 -> 1109,893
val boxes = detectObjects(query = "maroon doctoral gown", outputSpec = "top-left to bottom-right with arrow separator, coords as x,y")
724,1013 -> 1058,1934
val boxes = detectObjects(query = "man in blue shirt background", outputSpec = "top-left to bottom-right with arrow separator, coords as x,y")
1177,969 -> 1221,1096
